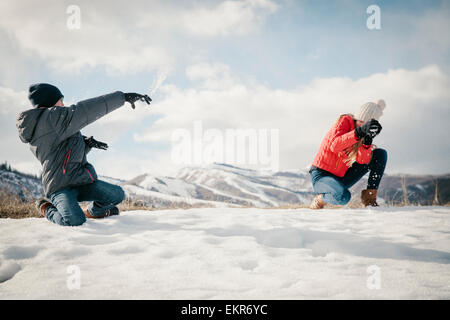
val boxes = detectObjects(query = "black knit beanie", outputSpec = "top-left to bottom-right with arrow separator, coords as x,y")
28,83 -> 64,108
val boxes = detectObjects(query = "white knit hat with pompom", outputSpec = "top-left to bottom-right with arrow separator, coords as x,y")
355,99 -> 386,122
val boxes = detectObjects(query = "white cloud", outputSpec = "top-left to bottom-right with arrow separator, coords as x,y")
0,86 -> 42,175
0,0 -> 277,75
81,101 -> 152,143
0,0 -> 174,75
186,62 -> 236,89
135,63 -> 450,175
393,5 -> 450,57
0,87 -> 28,115
180,0 -> 278,36
90,149 -> 178,181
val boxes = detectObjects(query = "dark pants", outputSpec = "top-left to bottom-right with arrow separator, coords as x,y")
310,148 -> 387,205
46,180 -> 125,226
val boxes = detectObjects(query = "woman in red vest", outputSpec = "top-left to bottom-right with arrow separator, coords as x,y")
309,100 -> 387,209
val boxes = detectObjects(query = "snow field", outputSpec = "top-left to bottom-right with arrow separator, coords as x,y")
0,206 -> 449,299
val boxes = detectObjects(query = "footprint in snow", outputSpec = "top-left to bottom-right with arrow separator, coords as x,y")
203,237 -> 224,245
107,246 -> 145,255
2,245 -> 43,260
156,251 -> 176,259
0,260 -> 21,283
239,260 -> 259,271
71,235 -> 121,246
52,247 -> 91,259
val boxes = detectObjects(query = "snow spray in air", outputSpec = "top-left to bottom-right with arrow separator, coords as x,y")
150,69 -> 168,95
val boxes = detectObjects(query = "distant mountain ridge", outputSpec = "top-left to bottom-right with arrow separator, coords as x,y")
1,162 -> 449,208
0,163 -> 43,201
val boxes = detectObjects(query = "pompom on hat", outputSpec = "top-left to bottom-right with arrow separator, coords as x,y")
354,99 -> 386,122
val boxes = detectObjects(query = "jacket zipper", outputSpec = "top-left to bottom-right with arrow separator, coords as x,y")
62,149 -> 71,174
85,168 -> 94,182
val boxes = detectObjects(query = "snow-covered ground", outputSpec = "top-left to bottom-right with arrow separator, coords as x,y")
0,206 -> 449,299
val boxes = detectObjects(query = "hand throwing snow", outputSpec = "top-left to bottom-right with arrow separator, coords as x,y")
124,93 -> 152,109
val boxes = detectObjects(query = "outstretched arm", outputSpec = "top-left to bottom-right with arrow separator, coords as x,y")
49,91 -> 125,143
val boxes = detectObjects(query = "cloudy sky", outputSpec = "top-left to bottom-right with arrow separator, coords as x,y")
1,0 -> 449,179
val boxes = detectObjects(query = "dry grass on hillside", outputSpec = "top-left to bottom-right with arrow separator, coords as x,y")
0,189 -> 39,219
0,190 -> 214,219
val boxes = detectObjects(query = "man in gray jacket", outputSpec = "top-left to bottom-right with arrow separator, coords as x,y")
16,83 -> 151,226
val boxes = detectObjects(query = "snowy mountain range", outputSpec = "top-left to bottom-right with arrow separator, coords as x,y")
1,162 -> 449,207
120,163 -> 314,208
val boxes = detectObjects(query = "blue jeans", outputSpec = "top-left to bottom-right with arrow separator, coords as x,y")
310,148 -> 387,205
45,180 -> 125,226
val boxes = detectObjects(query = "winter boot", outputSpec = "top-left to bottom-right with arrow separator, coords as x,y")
107,206 -> 120,216
361,189 -> 379,207
310,194 -> 326,209
35,197 -> 52,217
83,206 -> 120,219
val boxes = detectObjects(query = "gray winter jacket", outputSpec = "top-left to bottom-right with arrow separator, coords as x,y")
16,91 -> 125,197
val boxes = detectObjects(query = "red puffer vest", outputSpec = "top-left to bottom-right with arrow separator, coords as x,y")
312,115 -> 372,177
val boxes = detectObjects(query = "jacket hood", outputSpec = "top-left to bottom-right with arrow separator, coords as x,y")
16,108 -> 45,143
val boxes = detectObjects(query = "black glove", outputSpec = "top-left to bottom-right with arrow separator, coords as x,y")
362,135 -> 373,146
355,119 -> 382,139
83,136 -> 108,150
124,92 -> 152,109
